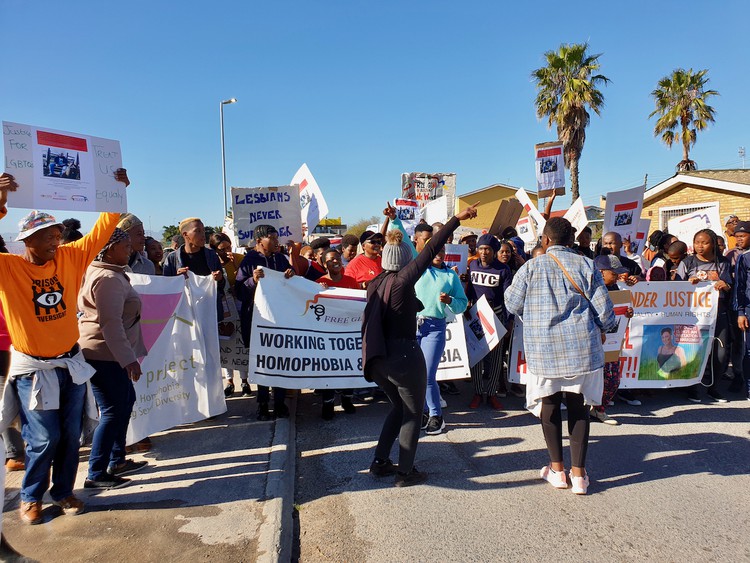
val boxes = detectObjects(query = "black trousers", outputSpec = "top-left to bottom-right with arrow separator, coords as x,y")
540,391 -> 590,468
368,339 -> 427,473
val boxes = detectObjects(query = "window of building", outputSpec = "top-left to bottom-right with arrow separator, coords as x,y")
658,202 -> 720,231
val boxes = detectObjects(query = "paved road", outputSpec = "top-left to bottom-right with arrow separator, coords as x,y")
295,385 -> 750,562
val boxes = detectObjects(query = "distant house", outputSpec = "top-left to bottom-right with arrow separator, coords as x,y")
548,205 -> 605,237
455,182 -> 536,230
641,169 -> 750,234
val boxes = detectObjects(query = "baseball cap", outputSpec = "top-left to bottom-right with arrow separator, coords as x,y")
16,211 -> 64,241
594,254 -> 629,275
734,221 -> 750,234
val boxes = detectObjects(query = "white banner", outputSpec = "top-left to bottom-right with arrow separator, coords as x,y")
603,185 -> 644,244
3,121 -> 125,212
464,296 -> 506,368
507,319 -> 527,385
437,315 -> 470,381
291,163 -> 328,236
401,172 -> 456,218
444,243 -> 469,275
420,195 -> 449,225
535,141 -> 565,198
667,205 -> 722,253
515,187 -> 546,234
231,185 -> 302,245
127,273 -> 227,444
563,197 -> 588,235
219,291 -> 249,374
516,216 -> 537,244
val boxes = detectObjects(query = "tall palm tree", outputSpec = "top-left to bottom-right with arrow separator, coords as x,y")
649,68 -> 718,172
532,43 -> 609,202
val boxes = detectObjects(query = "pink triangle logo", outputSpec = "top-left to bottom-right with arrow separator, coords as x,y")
139,292 -> 184,353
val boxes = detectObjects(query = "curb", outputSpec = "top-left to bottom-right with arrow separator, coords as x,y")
257,392 -> 297,563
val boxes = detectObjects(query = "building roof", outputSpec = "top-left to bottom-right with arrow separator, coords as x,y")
459,182 -> 536,198
644,169 -> 750,203
549,206 -> 605,221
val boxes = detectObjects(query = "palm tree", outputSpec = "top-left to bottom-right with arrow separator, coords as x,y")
649,68 -> 718,172
532,43 -> 609,202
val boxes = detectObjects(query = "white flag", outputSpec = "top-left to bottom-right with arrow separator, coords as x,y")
563,197 -> 588,235
291,163 -> 328,235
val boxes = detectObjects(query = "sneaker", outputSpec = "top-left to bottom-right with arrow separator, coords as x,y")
223,381 -> 235,397
618,390 -> 642,406
257,402 -> 272,421
443,381 -> 461,396
707,388 -> 728,403
369,458 -> 397,477
5,458 -> 25,471
439,395 -> 447,408
687,388 -> 701,403
570,472 -> 590,495
425,415 -> 445,435
321,401 -> 335,420
469,394 -> 483,409
590,408 -> 619,426
19,501 -> 43,525
421,412 -> 429,430
394,467 -> 428,487
539,465 -> 567,489
53,495 -> 85,516
241,381 -> 252,397
488,395 -> 504,410
84,474 -> 131,490
108,459 -> 148,476
275,402 -> 290,419
341,395 -> 356,414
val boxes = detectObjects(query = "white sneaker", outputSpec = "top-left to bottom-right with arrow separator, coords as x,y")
570,472 -> 590,495
439,395 -> 447,408
539,465 -> 568,489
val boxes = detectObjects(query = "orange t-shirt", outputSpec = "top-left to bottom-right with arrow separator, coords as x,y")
0,209 -> 118,357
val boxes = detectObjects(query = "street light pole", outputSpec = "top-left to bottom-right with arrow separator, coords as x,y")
220,98 -> 238,218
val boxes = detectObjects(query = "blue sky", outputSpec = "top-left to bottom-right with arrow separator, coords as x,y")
1,0 -> 746,238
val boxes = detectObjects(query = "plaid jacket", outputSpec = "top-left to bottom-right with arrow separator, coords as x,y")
505,246 -> 616,377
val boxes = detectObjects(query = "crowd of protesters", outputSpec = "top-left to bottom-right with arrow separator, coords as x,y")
0,166 -> 748,536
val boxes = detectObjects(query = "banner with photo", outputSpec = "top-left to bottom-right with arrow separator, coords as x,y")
3,121 -> 125,212
401,172 -> 456,218
534,141 -> 565,198
515,187 -> 546,234
509,283 -> 718,388
127,273 -> 227,445
231,185 -> 302,245
515,216 -> 537,244
603,185 -> 644,244
393,198 -> 420,236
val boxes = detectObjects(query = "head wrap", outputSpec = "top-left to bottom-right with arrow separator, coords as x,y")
179,217 -> 202,234
477,234 -> 500,253
96,228 -> 130,261
117,213 -> 143,232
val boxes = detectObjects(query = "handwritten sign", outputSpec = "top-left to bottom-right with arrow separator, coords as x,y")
231,186 -> 302,245
3,121 -> 125,212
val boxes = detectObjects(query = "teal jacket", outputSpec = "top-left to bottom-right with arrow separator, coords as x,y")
415,264 -> 468,319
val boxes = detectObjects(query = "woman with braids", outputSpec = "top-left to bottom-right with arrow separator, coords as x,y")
675,229 -> 732,403
362,204 -> 477,487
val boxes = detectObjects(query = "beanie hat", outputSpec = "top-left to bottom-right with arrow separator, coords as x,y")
477,234 -> 500,253
381,230 -> 413,271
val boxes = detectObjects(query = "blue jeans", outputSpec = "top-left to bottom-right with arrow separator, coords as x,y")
14,369 -> 86,502
417,317 -> 447,417
87,360 -> 136,480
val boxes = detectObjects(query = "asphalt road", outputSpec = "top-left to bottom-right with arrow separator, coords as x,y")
294,384 -> 750,562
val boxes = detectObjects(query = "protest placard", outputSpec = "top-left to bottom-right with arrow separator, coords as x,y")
436,315 -> 471,381
507,319 -> 528,385
393,198 -> 420,236
401,172 -> 456,217
603,185 -> 644,244
515,188 -> 546,234
463,296 -> 507,368
231,185 -> 302,245
3,121 -> 125,212
127,273 -> 227,444
515,216 -> 536,244
489,198 -> 523,237
444,243 -> 469,275
421,195 -> 449,225
603,290 -> 632,362
667,205 -> 722,253
535,141 -> 565,198
563,197 -> 588,235
291,163 -> 328,236
219,291 -> 249,373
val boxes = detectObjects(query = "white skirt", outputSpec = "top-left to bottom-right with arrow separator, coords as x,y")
525,368 -> 603,418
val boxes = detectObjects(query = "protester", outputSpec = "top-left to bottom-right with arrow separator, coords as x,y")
170,234 -> 184,250
724,215 -> 739,252
717,236 -> 727,256
346,231 -> 384,289
0,170 -> 128,523
363,204 -> 477,487
590,255 -> 634,425
663,240 -> 688,280
117,213 -> 155,274
144,237 -> 164,275
338,234 -> 360,267
498,240 -> 525,274
650,233 -> 678,270
316,249 -> 359,419
413,223 -> 433,253
733,234 -> 750,399
61,218 -> 83,244
300,237 -> 330,281
460,232 -> 479,264
573,226 -> 594,259
642,230 -> 664,265
414,246 -> 467,434
675,229 -> 732,403
505,217 -> 616,495
466,234 -> 513,408
601,232 -> 643,279
235,225 -> 294,420
623,237 -> 647,272
78,228 -> 148,489
727,221 -> 750,393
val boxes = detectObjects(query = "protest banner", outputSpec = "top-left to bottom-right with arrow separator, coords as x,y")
516,216 -> 536,245
401,172 -> 456,217
463,296 -> 507,368
291,163 -> 328,236
219,291 -> 249,373
515,188 -> 546,234
563,197 -> 588,236
628,218 -> 651,255
248,269 -> 470,388
127,273 -> 227,444
603,290 -> 632,362
535,141 -> 565,198
3,121 -> 125,212
667,205 -> 722,253
603,185 -> 644,244
231,185 -> 302,245
444,243 -> 469,275
507,319 -> 528,385
489,198 -> 523,237
421,195 -> 449,225
617,281 -> 717,388
393,198 -> 420,236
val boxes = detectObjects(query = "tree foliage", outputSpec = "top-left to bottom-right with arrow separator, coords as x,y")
649,68 -> 718,172
532,43 -> 609,202
347,215 -> 381,238
161,224 -> 223,244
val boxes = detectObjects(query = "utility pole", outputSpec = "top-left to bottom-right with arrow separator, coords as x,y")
739,147 -> 746,169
